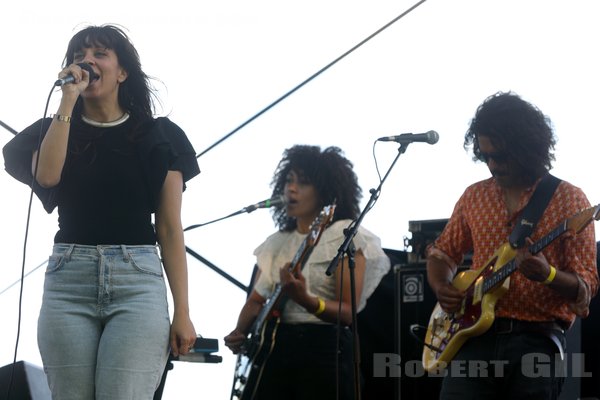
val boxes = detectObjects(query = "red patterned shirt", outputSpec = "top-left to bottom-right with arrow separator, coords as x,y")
428,177 -> 598,325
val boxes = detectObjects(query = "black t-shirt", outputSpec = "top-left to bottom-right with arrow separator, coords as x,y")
3,115 -> 200,245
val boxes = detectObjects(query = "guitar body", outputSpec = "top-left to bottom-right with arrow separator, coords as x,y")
231,316 -> 280,400
230,204 -> 337,400
423,243 -> 517,372
422,203 -> 600,372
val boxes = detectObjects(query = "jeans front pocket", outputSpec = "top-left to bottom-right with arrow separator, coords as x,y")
128,248 -> 163,277
46,244 -> 75,273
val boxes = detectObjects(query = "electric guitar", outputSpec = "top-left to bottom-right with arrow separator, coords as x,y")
230,204 -> 336,400
422,204 -> 600,372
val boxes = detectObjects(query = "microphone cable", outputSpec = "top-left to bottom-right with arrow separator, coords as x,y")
3,81 -> 57,400
196,0 -> 428,159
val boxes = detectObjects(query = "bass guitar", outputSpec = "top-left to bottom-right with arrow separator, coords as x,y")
230,204 -> 336,400
422,204 -> 600,372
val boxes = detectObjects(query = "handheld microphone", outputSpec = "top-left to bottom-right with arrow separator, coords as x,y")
55,63 -> 99,86
243,195 -> 286,213
377,130 -> 439,145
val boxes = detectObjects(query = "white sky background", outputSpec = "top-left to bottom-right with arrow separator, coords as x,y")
1,1 -> 599,398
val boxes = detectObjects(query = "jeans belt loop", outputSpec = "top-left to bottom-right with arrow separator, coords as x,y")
63,244 -> 75,262
121,244 -> 130,262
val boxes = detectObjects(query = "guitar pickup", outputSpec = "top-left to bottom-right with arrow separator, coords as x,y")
472,275 -> 484,304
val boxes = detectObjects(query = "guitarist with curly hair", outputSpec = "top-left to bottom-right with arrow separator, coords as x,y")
426,92 -> 598,400
224,145 -> 390,400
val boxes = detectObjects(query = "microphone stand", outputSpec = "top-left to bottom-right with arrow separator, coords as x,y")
185,246 -> 248,293
183,203 -> 273,293
325,142 -> 410,400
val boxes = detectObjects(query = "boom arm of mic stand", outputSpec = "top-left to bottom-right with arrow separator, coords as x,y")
185,246 -> 248,293
183,206 -> 267,291
326,142 -> 409,276
184,209 -> 246,232
0,119 -> 19,135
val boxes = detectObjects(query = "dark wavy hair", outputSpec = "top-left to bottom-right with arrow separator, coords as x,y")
63,24 -> 157,122
464,91 -> 556,182
270,145 -> 362,232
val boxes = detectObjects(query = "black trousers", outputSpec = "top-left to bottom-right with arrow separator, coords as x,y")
253,323 -> 357,400
439,319 -> 566,400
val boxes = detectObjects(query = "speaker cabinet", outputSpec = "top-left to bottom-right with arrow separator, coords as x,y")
358,261 -> 399,399
394,262 -> 445,399
0,361 -> 51,400
358,250 -> 447,400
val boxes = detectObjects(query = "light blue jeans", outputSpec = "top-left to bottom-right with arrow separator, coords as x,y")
38,244 -> 171,400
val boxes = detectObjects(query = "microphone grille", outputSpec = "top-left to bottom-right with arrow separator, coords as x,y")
427,130 -> 440,144
274,194 -> 287,206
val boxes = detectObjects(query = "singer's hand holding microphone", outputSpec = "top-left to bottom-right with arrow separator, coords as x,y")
55,62 -> 99,90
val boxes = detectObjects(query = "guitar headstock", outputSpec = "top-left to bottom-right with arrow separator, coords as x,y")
566,204 -> 600,234
306,204 -> 336,247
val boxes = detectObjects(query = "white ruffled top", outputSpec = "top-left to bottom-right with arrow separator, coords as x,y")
253,219 -> 391,324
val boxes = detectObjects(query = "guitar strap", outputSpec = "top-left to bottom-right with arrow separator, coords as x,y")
506,173 -> 565,360
508,173 -> 562,249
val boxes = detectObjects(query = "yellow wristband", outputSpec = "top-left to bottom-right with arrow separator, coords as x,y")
52,114 -> 71,123
543,265 -> 557,285
314,297 -> 326,316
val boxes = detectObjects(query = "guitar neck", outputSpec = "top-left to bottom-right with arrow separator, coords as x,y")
250,284 -> 282,335
483,222 -> 566,293
290,240 -> 307,268
529,221 -> 566,254
249,234 -> 318,337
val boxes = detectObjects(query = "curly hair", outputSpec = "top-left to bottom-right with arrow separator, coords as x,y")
270,145 -> 362,232
464,91 -> 556,182
63,24 -> 157,123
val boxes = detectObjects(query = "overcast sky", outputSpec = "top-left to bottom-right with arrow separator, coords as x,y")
1,1 -> 599,398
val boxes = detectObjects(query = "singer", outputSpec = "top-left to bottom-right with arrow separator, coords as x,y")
224,145 -> 390,399
2,25 -> 200,399
426,92 -> 598,400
